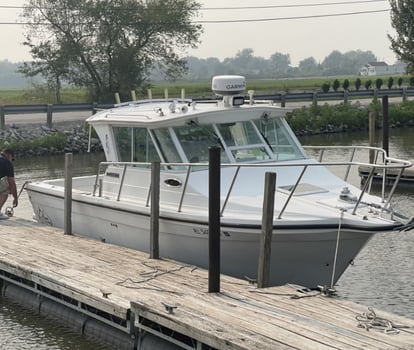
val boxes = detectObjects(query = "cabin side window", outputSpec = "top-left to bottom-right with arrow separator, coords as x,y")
113,127 -> 160,163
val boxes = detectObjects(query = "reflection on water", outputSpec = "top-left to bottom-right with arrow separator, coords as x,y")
3,128 -> 414,348
0,299 -> 110,350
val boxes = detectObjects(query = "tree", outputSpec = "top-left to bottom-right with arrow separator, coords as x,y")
298,57 -> 321,76
398,77 -> 404,87
269,52 -> 291,77
364,80 -> 372,90
21,0 -> 202,102
389,1 -> 414,73
18,42 -> 69,103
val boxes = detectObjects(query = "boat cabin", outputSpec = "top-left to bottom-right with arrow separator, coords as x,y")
87,76 -> 307,167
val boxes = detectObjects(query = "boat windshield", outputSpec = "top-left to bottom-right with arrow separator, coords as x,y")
112,116 -> 304,166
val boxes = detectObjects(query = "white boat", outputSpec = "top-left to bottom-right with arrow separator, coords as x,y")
26,75 -> 413,288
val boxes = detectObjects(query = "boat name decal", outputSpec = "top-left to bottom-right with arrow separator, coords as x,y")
193,227 -> 230,237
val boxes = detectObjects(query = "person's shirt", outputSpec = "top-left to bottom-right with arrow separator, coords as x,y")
0,154 -> 14,179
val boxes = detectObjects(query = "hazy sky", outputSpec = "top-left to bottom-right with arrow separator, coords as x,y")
0,0 -> 398,65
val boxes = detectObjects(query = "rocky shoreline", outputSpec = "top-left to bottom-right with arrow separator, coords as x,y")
0,120 -> 103,157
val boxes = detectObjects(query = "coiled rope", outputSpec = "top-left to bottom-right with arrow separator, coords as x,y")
356,307 -> 400,334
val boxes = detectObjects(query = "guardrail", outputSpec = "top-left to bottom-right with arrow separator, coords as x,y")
1,88 -> 414,128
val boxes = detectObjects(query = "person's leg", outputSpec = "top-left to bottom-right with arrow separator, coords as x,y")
0,193 -> 8,212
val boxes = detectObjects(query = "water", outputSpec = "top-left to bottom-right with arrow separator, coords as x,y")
2,128 -> 414,348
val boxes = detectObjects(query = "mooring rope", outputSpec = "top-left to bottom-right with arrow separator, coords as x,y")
330,208 -> 345,288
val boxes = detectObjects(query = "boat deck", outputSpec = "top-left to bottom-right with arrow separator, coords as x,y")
1,217 -> 413,349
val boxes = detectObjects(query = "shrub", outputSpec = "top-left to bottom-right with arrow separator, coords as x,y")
355,78 -> 362,91
321,82 -> 330,93
343,79 -> 350,91
387,77 -> 394,89
375,78 -> 383,89
332,79 -> 340,91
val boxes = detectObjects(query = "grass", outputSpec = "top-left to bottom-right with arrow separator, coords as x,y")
0,75 -> 409,104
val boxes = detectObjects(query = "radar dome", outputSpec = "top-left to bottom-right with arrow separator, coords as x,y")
212,75 -> 246,96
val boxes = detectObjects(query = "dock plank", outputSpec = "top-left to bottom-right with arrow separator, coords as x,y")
1,218 -> 413,350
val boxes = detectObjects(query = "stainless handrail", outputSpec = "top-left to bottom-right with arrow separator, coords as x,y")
92,147 -> 411,218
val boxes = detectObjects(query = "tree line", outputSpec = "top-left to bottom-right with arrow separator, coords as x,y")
4,0 -> 414,103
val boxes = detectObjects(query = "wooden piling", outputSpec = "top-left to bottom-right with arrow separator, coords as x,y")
64,153 -> 73,235
208,146 -> 221,293
0,105 -> 5,129
46,104 -> 53,128
257,172 -> 276,288
150,161 -> 160,259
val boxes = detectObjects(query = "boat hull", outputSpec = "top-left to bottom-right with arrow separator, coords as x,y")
27,185 -> 375,288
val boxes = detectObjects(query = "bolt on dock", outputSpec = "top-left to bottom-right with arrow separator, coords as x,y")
0,218 -> 413,349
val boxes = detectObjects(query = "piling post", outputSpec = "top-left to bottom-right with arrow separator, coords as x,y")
46,104 -> 53,128
208,146 -> 221,293
150,161 -> 160,259
0,106 -> 5,129
257,172 -> 276,288
64,153 -> 73,235
382,96 -> 389,156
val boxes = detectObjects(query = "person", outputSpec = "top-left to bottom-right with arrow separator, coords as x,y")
0,148 -> 18,220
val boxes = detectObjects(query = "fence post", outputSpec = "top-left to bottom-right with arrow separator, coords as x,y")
402,87 -> 407,102
114,93 -> 121,104
280,92 -> 286,107
150,161 -> 160,259
344,90 -> 349,105
131,90 -> 137,101
208,146 -> 221,293
46,104 -> 53,128
0,106 -> 5,129
64,153 -> 73,235
257,172 -> 276,288
312,92 -> 318,107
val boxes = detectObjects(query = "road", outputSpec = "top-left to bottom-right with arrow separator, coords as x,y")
4,111 -> 93,126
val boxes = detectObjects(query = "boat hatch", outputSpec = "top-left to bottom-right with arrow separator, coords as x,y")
278,183 -> 329,196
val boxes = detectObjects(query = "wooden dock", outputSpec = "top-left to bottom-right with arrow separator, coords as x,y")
1,218 -> 413,350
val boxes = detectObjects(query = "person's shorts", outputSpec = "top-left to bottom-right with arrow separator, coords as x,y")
0,177 -> 10,195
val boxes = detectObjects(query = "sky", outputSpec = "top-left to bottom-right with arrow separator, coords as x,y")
0,0 -> 398,66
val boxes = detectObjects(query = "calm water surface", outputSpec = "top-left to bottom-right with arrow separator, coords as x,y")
2,128 -> 414,348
